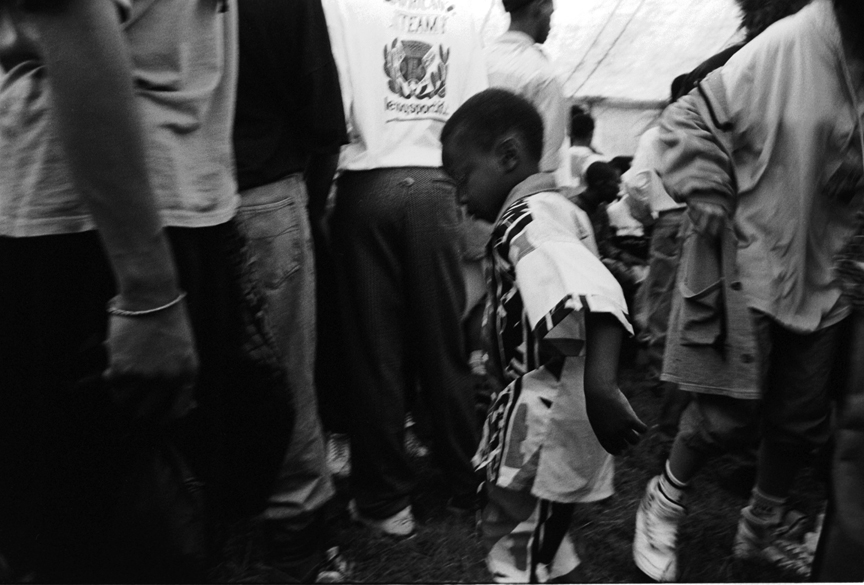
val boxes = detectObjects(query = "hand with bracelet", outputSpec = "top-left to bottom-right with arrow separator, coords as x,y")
106,291 -> 199,422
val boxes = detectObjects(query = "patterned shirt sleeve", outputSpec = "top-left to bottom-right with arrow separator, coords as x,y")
506,193 -> 633,356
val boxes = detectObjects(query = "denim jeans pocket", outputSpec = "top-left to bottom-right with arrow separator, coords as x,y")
237,196 -> 302,289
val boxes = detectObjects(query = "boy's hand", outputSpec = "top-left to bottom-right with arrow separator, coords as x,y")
585,386 -> 647,455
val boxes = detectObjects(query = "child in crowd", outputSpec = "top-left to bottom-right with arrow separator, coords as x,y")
441,89 -> 647,583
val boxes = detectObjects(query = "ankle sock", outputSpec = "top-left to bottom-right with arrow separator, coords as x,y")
658,460 -> 689,505
747,487 -> 786,524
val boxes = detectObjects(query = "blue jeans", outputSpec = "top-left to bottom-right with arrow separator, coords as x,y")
237,174 -> 334,524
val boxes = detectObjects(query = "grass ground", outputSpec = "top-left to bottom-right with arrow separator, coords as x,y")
213,356 -> 826,583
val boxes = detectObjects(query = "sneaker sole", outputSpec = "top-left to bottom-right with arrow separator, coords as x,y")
633,511 -> 678,582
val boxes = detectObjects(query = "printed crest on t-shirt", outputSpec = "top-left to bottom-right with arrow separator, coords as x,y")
382,0 -> 456,123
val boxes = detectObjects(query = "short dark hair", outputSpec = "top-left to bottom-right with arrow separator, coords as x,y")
441,88 -> 544,163
584,161 -> 619,188
569,106 -> 595,141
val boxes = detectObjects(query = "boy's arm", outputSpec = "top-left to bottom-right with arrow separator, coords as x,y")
583,312 -> 647,455
31,0 -> 197,419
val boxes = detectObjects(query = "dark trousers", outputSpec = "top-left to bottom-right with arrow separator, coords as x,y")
0,224 -> 290,582
332,167 -> 479,519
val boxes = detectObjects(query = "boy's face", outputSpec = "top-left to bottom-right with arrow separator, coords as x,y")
596,171 -> 621,204
442,134 -> 512,224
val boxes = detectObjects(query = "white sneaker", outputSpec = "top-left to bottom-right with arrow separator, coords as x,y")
633,475 -> 686,582
326,433 -> 351,479
348,500 -> 416,538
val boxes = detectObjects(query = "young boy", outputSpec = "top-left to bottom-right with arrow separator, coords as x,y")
441,89 -> 647,583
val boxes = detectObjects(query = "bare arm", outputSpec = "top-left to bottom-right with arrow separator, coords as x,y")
32,0 -> 197,418
583,312 -> 647,455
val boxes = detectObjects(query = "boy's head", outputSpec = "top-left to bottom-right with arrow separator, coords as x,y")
441,88 -> 544,223
581,161 -> 621,210
504,0 -> 555,45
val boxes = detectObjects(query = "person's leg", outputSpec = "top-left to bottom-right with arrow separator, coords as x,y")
665,394 -> 761,491
236,176 -> 335,580
812,311 -> 864,581
634,393 -> 759,581
170,222 -> 294,520
735,315 -> 849,560
331,170 -> 415,521
481,485 -> 579,583
0,236 -> 41,579
0,233 -> 129,582
402,168 -> 480,504
754,317 -> 846,499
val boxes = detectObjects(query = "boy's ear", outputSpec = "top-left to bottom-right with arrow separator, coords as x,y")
495,135 -> 521,173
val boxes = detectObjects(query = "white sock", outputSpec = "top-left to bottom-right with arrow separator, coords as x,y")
658,460 -> 689,505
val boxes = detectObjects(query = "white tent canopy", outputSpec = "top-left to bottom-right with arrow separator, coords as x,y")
469,0 -> 744,155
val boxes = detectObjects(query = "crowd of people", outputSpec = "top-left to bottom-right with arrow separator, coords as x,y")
0,0 -> 862,583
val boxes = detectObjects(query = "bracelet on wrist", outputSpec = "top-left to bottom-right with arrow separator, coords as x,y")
107,291 -> 187,318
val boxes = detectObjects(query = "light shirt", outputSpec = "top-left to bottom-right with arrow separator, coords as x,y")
322,0 -> 488,170
607,195 -> 645,237
486,31 -> 566,174
474,173 -> 631,504
0,0 -> 239,237
622,126 -> 683,218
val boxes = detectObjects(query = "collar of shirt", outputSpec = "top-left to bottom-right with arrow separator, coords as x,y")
495,30 -> 549,58
496,173 -> 559,225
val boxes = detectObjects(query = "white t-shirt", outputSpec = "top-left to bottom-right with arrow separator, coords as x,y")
607,196 -> 645,237
322,0 -> 488,170
485,31 -> 566,175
